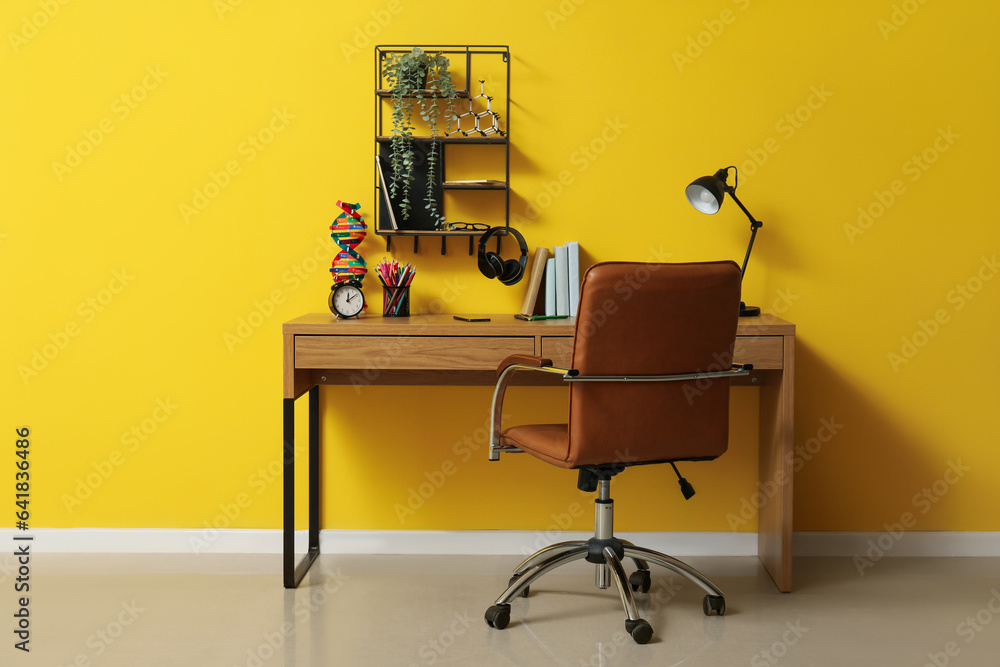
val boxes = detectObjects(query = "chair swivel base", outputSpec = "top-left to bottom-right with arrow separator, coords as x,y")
484,489 -> 726,644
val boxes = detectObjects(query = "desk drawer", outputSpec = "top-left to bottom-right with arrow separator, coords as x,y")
295,335 -> 535,371
735,336 -> 783,369
539,335 -> 783,370
540,337 -> 574,368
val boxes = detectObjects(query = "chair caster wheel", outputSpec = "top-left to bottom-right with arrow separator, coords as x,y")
703,594 -> 726,616
625,618 -> 653,644
485,604 -> 511,629
508,575 -> 529,598
628,569 -> 651,593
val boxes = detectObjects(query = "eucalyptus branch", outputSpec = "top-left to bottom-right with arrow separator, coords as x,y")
381,48 -> 457,224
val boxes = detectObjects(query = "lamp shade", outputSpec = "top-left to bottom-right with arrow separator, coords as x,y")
683,165 -> 763,316
685,173 -> 727,214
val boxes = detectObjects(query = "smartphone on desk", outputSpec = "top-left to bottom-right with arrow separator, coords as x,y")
453,316 -> 491,322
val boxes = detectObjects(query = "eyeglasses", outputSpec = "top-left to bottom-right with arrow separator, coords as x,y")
445,222 -> 490,232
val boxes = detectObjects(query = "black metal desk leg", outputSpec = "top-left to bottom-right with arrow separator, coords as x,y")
283,386 -> 320,588
308,385 -> 320,553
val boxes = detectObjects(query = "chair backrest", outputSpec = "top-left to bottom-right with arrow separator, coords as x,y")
566,261 -> 743,467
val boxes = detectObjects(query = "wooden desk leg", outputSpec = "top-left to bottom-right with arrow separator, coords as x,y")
283,385 -> 321,588
757,339 -> 794,592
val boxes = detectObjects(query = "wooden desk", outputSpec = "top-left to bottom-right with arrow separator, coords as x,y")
282,313 -> 795,591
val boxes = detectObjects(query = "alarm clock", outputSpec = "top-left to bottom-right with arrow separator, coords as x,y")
329,280 -> 365,319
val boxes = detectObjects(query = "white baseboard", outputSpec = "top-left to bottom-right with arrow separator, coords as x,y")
794,531 -> 1000,557
0,529 -> 755,556
318,531 -> 758,557
0,529 -> 995,557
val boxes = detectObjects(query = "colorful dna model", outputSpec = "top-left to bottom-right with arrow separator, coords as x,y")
329,201 -> 367,284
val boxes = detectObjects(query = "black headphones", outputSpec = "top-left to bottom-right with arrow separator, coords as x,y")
477,226 -> 527,286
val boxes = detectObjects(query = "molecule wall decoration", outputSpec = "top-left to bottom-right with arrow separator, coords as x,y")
449,80 -> 506,138
329,201 -> 367,284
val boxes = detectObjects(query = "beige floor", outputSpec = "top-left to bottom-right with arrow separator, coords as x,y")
7,553 -> 1000,666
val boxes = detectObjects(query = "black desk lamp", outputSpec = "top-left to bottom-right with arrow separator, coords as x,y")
685,166 -> 762,317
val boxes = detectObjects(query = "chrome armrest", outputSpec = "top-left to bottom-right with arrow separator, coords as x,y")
489,363 -> 572,461
489,363 -> 751,460
561,363 -> 752,383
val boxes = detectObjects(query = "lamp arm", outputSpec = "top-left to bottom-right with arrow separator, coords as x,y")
725,188 -> 763,278
725,188 -> 763,230
740,223 -> 759,278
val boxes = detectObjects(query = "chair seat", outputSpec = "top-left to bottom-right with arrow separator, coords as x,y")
500,424 -> 572,468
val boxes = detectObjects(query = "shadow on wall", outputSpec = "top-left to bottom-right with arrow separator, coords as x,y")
792,341 -> 949,536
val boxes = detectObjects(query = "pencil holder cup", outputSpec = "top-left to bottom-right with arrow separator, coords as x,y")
382,286 -> 410,317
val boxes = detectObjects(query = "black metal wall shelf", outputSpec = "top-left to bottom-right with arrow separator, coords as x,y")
375,136 -> 507,144
374,45 -> 511,254
375,89 -> 471,99
442,184 -> 508,190
377,229 -> 503,255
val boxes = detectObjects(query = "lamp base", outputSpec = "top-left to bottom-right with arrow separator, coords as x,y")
739,302 -> 761,317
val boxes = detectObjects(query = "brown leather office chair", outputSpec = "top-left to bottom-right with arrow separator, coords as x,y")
484,261 -> 748,644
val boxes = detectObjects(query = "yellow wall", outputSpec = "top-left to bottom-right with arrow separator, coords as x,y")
3,1 -> 997,535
